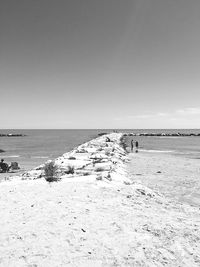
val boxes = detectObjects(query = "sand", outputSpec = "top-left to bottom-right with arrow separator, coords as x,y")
127,151 -> 200,206
0,170 -> 24,182
0,134 -> 200,266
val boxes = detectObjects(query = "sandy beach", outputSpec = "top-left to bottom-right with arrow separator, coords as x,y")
0,133 -> 200,266
127,151 -> 200,207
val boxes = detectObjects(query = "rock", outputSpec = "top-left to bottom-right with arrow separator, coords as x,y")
68,156 -> 76,160
98,132 -> 107,136
96,174 -> 102,180
22,170 -> 43,180
94,162 -> 112,172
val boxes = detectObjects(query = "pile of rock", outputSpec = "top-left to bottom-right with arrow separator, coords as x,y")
21,133 -> 131,184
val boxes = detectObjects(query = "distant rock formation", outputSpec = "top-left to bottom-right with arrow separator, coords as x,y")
128,132 -> 200,137
0,134 -> 26,137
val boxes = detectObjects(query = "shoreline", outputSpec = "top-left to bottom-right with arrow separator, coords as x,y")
0,133 -> 200,266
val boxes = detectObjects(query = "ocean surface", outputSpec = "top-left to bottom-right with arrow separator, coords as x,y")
0,129 -> 200,172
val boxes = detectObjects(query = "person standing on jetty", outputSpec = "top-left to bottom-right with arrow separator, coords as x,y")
135,141 -> 139,153
131,140 -> 134,152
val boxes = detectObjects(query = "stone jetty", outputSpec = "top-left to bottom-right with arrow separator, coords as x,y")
19,133 -> 130,184
127,132 -> 200,137
0,133 -> 26,137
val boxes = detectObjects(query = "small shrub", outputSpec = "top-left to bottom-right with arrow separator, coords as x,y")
44,161 -> 59,182
65,165 -> 75,174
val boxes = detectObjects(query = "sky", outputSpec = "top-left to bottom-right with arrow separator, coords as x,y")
0,0 -> 200,129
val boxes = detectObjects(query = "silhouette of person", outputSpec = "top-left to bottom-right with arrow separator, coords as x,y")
135,141 -> 139,153
131,140 -> 134,152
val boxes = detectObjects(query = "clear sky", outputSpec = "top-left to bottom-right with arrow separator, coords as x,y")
1,0 -> 200,129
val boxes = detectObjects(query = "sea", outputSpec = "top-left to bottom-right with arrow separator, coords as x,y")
0,129 -> 200,172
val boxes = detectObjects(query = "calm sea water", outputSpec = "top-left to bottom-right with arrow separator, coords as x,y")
0,129 -> 200,172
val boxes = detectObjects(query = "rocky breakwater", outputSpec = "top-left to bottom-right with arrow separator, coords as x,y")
127,132 -> 200,137
20,133 -> 131,184
0,133 -> 26,137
